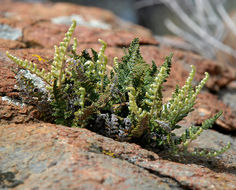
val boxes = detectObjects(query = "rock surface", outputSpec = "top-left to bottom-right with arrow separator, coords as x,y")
0,0 -> 236,189
0,123 -> 236,190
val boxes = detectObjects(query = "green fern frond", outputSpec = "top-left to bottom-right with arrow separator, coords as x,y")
6,52 -> 52,86
50,20 -> 76,88
161,65 -> 209,127
7,20 -> 77,89
191,142 -> 231,158
145,62 -> 168,116
96,39 -> 108,92
180,111 -> 222,149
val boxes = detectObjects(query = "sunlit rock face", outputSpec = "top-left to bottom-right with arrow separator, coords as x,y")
0,1 -> 236,189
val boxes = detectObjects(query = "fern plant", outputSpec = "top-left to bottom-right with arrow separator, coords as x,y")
6,20 -> 230,157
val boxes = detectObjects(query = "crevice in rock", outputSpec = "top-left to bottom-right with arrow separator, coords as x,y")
213,124 -> 236,136
88,143 -> 189,189
24,41 -> 44,49
136,165 -> 192,190
115,155 -> 190,189
0,171 -> 23,189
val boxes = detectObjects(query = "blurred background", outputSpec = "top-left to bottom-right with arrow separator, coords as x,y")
10,0 -> 236,66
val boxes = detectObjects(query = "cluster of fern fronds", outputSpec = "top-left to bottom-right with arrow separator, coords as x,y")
6,20 -> 230,157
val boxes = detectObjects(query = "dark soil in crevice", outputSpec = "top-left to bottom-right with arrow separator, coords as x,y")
213,125 -> 236,136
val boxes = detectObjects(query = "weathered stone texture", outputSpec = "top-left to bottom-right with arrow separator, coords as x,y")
0,0 -> 236,189
0,124 -> 235,190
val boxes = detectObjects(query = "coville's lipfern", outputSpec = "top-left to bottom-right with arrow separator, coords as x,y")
6,20 -> 230,157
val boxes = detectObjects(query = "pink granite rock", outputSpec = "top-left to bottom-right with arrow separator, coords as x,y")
0,1 -> 236,189
0,123 -> 235,189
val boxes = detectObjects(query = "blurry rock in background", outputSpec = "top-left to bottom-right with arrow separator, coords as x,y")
50,0 -> 137,24
14,0 -> 49,2
10,0 -> 236,68
136,0 -> 236,68
135,0 -> 236,115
